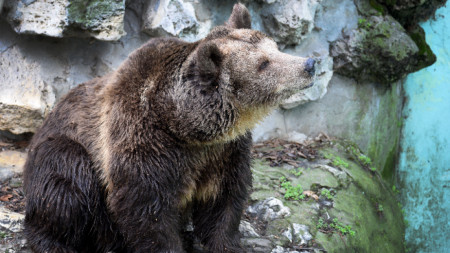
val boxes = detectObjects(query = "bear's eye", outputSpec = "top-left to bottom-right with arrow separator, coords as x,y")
258,60 -> 270,71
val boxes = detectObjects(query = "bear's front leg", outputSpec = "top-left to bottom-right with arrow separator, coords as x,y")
107,155 -> 186,253
193,134 -> 253,253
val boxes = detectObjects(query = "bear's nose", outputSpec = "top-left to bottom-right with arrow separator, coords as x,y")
304,58 -> 316,76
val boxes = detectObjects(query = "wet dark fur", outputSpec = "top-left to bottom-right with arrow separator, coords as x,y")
24,4 -> 255,253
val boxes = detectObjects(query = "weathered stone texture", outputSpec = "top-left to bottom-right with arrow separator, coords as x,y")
260,0 -> 319,46
4,0 -> 68,37
241,141 -> 405,252
142,0 -> 200,39
0,0 -> 442,180
330,14 -> 419,83
0,46 -> 55,133
281,55 -> 333,109
3,0 -> 126,41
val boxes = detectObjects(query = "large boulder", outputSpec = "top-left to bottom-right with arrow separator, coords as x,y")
330,13 -> 419,83
329,0 -> 438,84
260,0 -> 319,46
0,46 -> 55,134
241,139 -> 405,252
141,0 -> 201,40
2,0 -> 126,41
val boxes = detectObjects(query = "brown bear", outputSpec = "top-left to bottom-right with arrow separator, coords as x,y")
23,3 -> 315,253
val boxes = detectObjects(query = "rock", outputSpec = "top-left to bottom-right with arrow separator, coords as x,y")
3,0 -> 68,38
406,25 -> 437,71
0,7 -> 147,135
271,245 -> 303,253
67,0 -> 126,41
330,13 -> 420,83
247,197 -> 291,221
0,150 -> 27,181
247,140 -> 406,252
252,109 -> 286,143
260,0 -> 319,46
0,46 -> 55,134
3,0 -> 125,41
239,220 -> 260,237
0,206 -> 24,233
285,131 -> 308,144
241,238 -> 274,253
282,223 -> 312,245
314,164 -> 350,186
280,55 -> 333,109
377,0 -> 447,26
292,223 -> 312,245
141,0 -> 201,40
0,234 -> 30,253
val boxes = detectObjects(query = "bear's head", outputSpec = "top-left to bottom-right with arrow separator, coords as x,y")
168,4 -> 315,143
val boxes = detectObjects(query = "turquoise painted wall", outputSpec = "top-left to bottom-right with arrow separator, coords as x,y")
398,4 -> 450,252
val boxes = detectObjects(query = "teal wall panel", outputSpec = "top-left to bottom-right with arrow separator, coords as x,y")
399,4 -> 450,252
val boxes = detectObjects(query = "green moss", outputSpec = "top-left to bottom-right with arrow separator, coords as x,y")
67,0 -> 124,29
410,32 -> 433,56
251,142 -> 405,253
381,141 -> 397,180
328,182 -> 404,253
297,166 -> 341,189
290,167 -> 304,176
367,82 -> 402,184
408,26 -> 437,69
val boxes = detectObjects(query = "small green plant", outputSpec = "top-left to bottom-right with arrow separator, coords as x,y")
325,153 -> 349,169
0,231 -> 7,239
317,218 -> 326,229
377,204 -> 384,212
280,177 -> 305,200
333,156 -> 349,168
358,18 -> 372,29
358,154 -> 372,166
349,145 -> 359,157
392,185 -> 400,194
370,167 -> 377,172
290,167 -> 304,176
404,218 -> 409,226
317,217 -> 356,236
331,218 -> 356,236
320,188 -> 334,200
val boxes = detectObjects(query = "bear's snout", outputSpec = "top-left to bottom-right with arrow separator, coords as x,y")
304,58 -> 316,77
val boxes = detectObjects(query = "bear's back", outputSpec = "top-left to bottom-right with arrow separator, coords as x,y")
29,76 -> 107,152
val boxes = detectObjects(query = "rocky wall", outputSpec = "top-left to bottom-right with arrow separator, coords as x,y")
0,0 -> 447,252
0,0 -> 439,179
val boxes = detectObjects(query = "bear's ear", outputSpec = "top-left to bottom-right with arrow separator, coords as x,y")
226,3 -> 251,29
194,42 -> 223,85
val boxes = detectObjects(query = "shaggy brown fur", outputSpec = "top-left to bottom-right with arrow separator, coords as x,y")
23,3 -> 315,253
